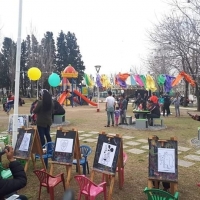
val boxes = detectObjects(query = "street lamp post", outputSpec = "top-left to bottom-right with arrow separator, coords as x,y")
95,65 -> 101,112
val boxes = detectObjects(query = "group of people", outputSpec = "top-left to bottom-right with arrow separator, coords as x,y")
104,91 -> 182,127
105,91 -> 129,127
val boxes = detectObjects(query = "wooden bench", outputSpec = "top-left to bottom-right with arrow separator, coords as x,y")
135,119 -> 148,129
53,115 -> 65,124
152,118 -> 163,127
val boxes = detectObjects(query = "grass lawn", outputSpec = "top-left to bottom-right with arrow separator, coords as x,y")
1,99 -> 200,199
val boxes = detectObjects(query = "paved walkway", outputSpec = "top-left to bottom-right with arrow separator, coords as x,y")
72,130 -> 200,168
2,129 -> 200,168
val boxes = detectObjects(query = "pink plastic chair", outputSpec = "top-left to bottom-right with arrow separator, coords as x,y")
33,169 -> 65,200
102,152 -> 128,187
74,175 -> 107,200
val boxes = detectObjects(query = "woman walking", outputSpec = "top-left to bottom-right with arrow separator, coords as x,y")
34,90 -> 53,146
172,93 -> 181,117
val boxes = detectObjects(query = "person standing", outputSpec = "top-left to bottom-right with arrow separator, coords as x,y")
172,93 -> 181,117
33,90 -> 53,146
163,92 -> 171,117
119,94 -> 128,125
105,91 -> 116,127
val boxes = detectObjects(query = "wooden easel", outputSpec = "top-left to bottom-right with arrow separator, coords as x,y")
14,127 -> 46,172
49,127 -> 81,188
91,132 -> 124,200
148,136 -> 178,195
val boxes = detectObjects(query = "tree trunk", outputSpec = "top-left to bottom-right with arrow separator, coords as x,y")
195,85 -> 200,111
184,81 -> 188,107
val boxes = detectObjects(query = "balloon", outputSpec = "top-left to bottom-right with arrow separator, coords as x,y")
48,73 -> 61,87
28,67 -> 41,81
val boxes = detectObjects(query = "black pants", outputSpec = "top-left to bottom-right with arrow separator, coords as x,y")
147,114 -> 160,126
163,103 -> 170,116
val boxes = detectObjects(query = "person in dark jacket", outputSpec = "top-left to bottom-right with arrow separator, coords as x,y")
34,89 -> 53,147
147,100 -> 160,126
0,146 -> 27,200
163,92 -> 171,117
119,94 -> 128,125
52,99 -> 65,120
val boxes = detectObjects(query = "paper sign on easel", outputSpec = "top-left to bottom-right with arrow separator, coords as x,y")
19,133 -> 31,152
55,138 -> 73,153
158,148 -> 175,173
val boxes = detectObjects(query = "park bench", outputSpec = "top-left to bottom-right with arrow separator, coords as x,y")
126,116 -> 132,125
135,119 -> 148,129
152,118 -> 163,127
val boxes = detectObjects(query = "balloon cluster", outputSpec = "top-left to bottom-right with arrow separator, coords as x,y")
27,67 -> 61,87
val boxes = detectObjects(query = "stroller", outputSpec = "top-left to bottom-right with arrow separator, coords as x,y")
29,100 -> 38,125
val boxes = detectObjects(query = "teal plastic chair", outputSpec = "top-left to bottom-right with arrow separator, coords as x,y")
0,163 -> 12,179
144,187 -> 179,200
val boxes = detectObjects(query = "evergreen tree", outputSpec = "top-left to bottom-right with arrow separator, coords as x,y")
20,40 -> 29,96
56,30 -> 68,74
65,32 -> 85,84
0,37 -> 16,91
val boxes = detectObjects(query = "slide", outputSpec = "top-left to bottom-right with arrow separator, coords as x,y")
73,90 -> 97,107
58,92 -> 68,105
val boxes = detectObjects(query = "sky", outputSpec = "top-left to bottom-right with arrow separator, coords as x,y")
0,0 -> 171,76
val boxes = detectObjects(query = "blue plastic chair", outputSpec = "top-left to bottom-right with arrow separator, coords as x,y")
73,145 -> 92,175
35,142 -> 55,168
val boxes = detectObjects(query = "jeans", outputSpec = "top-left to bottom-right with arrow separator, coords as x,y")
107,111 -> 114,126
120,110 -> 127,124
37,125 -> 52,147
175,104 -> 180,116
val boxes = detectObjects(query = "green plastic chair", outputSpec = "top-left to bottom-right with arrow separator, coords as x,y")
0,163 -> 12,179
144,187 -> 179,200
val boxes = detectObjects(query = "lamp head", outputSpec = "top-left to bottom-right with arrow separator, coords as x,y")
95,65 -> 101,73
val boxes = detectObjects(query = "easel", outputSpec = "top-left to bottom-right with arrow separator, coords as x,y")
91,132 -> 124,200
49,127 -> 81,188
148,136 -> 178,195
14,127 -> 46,172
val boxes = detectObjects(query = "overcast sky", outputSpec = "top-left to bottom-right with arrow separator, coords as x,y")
0,0 -> 170,76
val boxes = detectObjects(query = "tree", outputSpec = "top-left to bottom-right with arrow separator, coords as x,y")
0,37 -> 16,91
56,31 -> 85,84
56,31 -> 68,74
65,32 -> 85,84
147,9 -> 200,108
39,31 -> 56,89
20,40 -> 29,96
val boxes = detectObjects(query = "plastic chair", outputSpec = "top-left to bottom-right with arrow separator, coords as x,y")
35,142 -> 55,168
102,152 -> 128,187
33,169 -> 65,200
0,163 -> 12,179
73,145 -> 92,175
74,175 -> 107,200
143,187 -> 179,200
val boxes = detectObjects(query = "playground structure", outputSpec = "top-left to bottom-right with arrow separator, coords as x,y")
57,65 -> 97,107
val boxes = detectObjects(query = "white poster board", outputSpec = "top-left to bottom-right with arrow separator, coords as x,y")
98,142 -> 117,167
158,148 -> 175,173
19,133 -> 31,151
55,138 -> 73,153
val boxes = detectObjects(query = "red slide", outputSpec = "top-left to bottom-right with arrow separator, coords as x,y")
73,90 -> 97,107
58,92 -> 68,105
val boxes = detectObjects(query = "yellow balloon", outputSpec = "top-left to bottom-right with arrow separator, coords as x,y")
28,67 -> 41,81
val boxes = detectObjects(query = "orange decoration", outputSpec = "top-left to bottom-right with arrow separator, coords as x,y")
172,71 -> 196,87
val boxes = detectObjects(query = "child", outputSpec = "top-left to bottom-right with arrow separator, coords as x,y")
114,107 -> 120,126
